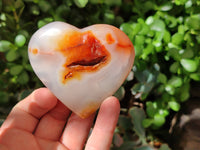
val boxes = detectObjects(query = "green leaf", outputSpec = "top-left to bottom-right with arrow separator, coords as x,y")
171,33 -> 184,45
139,24 -> 150,35
168,48 -> 181,61
159,2 -> 173,11
131,83 -> 142,95
190,73 -> 200,81
179,82 -> 190,102
165,84 -> 175,95
15,34 -> 26,47
74,0 -> 88,8
104,10 -> 115,23
38,0 -> 51,12
142,118 -> 153,128
170,62 -> 180,73
132,23 -> 142,36
146,101 -> 157,118
154,31 -> 164,42
17,71 -> 29,84
196,35 -> 200,44
180,58 -> 199,72
126,71 -> 134,81
15,0 -> 25,9
135,35 -> 145,46
120,23 -> 135,40
186,14 -> 200,30
150,19 -> 165,31
185,0 -> 192,8
114,86 -> 125,101
174,0 -> 188,5
153,114 -> 165,127
157,73 -> 167,84
10,65 -> 23,75
141,43 -> 154,59
133,70 -> 157,98
178,25 -> 186,34
146,16 -> 154,25
181,47 -> 194,59
24,64 -> 33,71
134,44 -> 144,57
158,109 -> 169,117
129,107 -> 146,144
157,85 -> 165,93
154,42 -> 162,52
168,76 -> 183,88
30,5 -> 40,15
118,115 -> 132,131
145,38 -> 152,44
168,16 -> 178,28
0,40 -> 16,52
37,17 -> 53,28
163,30 -> 171,44
168,42 -> 179,49
6,50 -> 19,62
18,30 -> 29,39
0,91 -> 9,104
168,101 -> 180,111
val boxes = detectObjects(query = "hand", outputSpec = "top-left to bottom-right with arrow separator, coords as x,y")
0,88 -> 120,150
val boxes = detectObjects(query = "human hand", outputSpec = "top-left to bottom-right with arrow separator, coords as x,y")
0,88 -> 120,150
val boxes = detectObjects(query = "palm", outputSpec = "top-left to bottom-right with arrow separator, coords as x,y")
0,88 -> 120,150
1,128 -> 70,150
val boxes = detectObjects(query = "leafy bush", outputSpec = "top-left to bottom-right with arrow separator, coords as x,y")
121,1 -> 200,129
1,0 -> 200,149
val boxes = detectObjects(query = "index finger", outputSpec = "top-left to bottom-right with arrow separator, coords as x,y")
85,96 -> 120,150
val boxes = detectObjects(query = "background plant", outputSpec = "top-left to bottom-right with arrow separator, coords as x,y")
0,0 -> 200,149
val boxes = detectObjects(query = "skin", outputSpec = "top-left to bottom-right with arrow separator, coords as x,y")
0,88 -> 120,150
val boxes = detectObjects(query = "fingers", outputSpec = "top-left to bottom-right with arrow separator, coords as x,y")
60,113 -> 95,150
34,101 -> 70,140
36,138 -> 70,150
85,96 -> 120,150
1,87 -> 120,150
0,88 -> 58,133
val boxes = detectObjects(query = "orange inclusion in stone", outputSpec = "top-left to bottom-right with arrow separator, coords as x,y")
32,48 -> 38,55
106,33 -> 115,44
56,30 -> 111,84
79,102 -> 100,118
111,27 -> 134,55
117,43 -> 133,49
29,48 -> 38,55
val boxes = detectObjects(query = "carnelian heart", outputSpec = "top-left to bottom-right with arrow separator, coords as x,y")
28,21 -> 135,118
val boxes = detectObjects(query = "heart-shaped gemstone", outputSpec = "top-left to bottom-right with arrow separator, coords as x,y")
28,21 -> 135,118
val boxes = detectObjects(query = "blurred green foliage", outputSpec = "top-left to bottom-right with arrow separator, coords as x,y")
1,0 -> 200,149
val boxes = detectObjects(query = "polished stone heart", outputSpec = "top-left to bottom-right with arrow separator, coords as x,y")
28,21 -> 135,118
